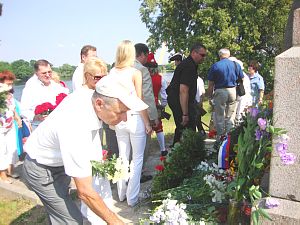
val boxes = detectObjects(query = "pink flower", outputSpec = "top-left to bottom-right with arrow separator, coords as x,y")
155,164 -> 164,171
257,118 -> 267,130
281,153 -> 296,165
249,107 -> 259,117
160,156 -> 166,161
275,143 -> 287,155
265,197 -> 280,209
102,150 -> 108,160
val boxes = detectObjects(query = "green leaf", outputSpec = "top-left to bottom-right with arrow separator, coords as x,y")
255,163 -> 264,169
251,210 -> 259,225
267,126 -> 275,134
258,208 -> 272,221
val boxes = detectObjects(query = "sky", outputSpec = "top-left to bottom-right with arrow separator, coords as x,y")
0,0 -> 169,67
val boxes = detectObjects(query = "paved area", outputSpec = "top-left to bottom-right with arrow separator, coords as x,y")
0,138 -> 215,224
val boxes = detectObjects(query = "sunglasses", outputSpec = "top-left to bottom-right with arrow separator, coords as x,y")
198,53 -> 206,57
93,75 -> 104,81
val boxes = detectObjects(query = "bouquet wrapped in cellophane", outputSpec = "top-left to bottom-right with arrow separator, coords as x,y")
91,150 -> 130,184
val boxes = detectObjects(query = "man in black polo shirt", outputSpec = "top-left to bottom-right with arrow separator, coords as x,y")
167,43 -> 207,146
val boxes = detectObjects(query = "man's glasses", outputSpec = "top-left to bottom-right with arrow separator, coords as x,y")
41,71 -> 52,75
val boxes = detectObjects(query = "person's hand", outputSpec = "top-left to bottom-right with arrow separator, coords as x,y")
107,217 -> 125,225
145,124 -> 153,135
181,115 -> 189,126
16,118 -> 22,128
153,119 -> 160,128
33,114 -> 48,122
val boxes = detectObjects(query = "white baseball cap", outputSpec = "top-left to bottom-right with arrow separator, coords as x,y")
95,75 -> 148,112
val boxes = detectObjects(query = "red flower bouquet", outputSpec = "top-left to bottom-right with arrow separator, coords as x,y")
34,102 -> 55,115
56,93 -> 67,106
34,93 -> 68,116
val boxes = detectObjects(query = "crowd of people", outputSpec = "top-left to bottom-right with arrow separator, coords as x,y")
0,40 -> 265,224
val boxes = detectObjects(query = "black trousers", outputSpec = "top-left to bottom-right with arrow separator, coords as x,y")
167,95 -> 196,146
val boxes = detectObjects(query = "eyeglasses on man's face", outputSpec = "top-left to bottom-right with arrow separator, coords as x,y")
41,71 -> 52,75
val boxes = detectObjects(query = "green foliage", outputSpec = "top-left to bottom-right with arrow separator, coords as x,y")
10,59 -> 34,80
152,129 -> 206,193
0,91 -> 8,113
53,64 -> 76,78
152,170 -> 220,222
140,0 -> 293,92
0,61 -> 12,72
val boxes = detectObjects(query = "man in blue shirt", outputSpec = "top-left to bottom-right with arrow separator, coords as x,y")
207,48 -> 244,138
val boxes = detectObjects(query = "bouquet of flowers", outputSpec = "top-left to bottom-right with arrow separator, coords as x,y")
34,93 -> 67,116
55,93 -> 67,106
91,150 -> 130,184
34,102 -> 55,115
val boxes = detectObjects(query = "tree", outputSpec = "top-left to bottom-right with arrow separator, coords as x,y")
55,64 -> 76,78
11,59 -> 33,80
0,61 -> 12,72
140,0 -> 293,92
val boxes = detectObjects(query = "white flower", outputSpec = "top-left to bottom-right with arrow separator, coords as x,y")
149,194 -> 190,225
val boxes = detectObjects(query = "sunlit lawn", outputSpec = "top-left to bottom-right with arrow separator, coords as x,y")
0,197 -> 47,225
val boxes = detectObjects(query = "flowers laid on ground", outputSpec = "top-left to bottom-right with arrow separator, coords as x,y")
149,194 -> 190,225
147,96 -> 295,224
152,129 -> 206,194
34,93 -> 68,116
91,150 -> 130,184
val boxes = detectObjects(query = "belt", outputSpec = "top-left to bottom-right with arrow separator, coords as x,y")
217,86 -> 235,89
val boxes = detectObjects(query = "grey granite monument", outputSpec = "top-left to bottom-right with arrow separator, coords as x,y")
261,5 -> 300,224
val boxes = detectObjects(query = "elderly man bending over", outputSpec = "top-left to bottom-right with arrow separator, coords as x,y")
22,75 -> 148,225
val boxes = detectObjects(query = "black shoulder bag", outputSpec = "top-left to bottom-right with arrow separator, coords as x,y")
234,62 -> 245,97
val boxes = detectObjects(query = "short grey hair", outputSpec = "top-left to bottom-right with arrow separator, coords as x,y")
218,48 -> 230,58
92,91 -> 118,106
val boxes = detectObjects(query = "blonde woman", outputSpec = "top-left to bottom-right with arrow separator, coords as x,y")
109,40 -> 151,207
78,57 -> 112,225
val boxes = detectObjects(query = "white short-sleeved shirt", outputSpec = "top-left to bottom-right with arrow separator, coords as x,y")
72,63 -> 84,92
195,77 -> 205,103
24,88 -> 103,178
20,74 -> 69,124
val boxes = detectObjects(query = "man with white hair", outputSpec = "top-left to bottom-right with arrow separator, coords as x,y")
22,75 -> 148,225
207,48 -> 244,139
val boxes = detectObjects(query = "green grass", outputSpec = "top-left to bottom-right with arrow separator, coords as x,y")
161,99 -> 212,135
0,197 -> 47,225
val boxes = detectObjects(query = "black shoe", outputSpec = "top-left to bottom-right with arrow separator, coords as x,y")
140,175 -> 153,183
161,150 -> 168,157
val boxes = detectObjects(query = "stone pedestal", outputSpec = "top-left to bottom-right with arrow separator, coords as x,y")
269,46 -> 300,201
261,7 -> 300,225
260,198 -> 300,224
